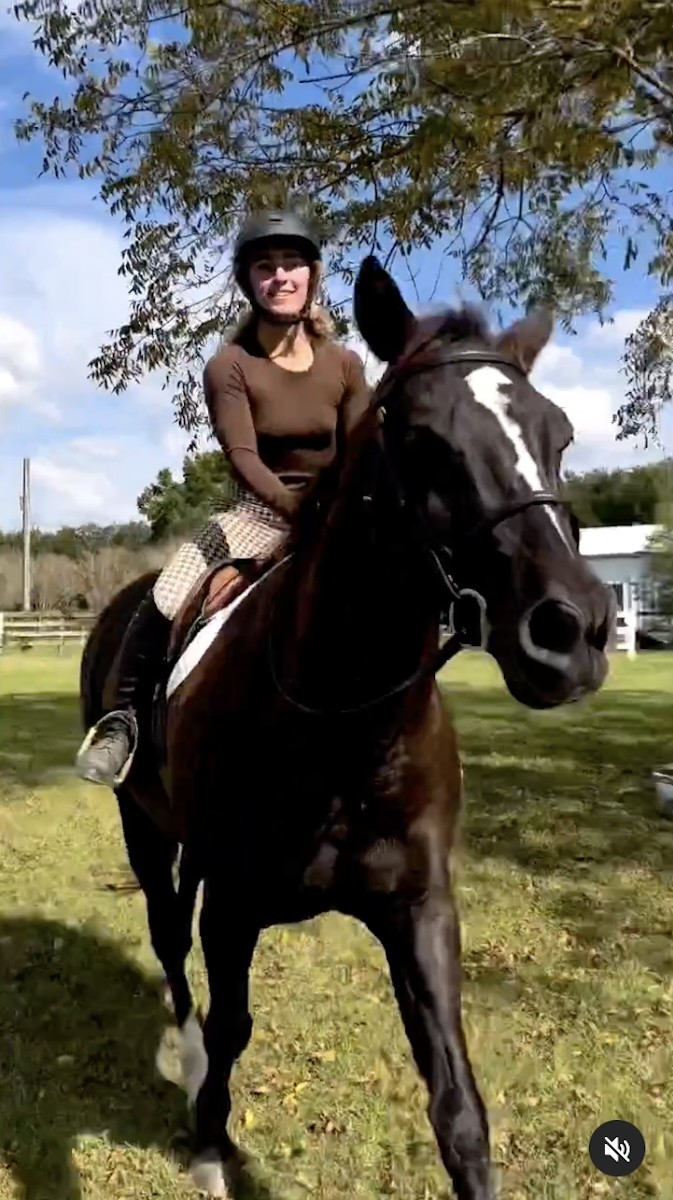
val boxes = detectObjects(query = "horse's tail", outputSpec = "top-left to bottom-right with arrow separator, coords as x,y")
80,571 -> 161,731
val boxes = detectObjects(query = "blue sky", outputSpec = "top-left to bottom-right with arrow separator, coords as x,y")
0,9 -> 671,532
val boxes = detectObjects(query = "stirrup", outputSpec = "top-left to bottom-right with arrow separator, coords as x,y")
75,709 -> 139,788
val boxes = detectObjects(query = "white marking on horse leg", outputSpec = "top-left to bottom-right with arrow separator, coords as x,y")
465,365 -> 573,552
161,979 -> 174,1013
178,1011 -> 209,1105
190,1152 -> 229,1198
172,843 -> 183,888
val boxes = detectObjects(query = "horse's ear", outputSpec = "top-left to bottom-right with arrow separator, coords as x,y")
495,308 -> 554,375
354,255 -> 415,364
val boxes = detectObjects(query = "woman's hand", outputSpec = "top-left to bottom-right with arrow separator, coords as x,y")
277,486 -> 304,519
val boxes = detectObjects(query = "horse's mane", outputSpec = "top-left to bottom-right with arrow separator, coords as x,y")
283,303 -> 490,553
415,305 -> 490,349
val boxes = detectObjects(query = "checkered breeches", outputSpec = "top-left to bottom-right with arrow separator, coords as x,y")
153,482 -> 289,619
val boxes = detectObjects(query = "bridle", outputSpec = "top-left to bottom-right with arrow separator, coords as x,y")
268,343 -> 575,717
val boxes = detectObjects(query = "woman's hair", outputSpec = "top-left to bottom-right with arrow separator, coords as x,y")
225,259 -> 336,347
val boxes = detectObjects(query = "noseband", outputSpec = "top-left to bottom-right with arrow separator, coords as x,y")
374,347 -> 572,646
269,345 -> 575,716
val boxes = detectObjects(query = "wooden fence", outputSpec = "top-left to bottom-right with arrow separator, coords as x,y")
0,606 -> 646,658
0,611 -> 97,652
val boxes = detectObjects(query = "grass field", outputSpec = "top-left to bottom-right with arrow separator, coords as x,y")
0,648 -> 672,1200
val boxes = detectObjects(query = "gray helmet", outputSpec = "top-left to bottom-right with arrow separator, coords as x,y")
233,209 -> 322,298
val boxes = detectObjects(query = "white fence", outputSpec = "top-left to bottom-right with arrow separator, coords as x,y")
0,610 -> 97,652
613,608 -> 637,658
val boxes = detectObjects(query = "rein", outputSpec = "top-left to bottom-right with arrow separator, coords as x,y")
268,345 -> 571,717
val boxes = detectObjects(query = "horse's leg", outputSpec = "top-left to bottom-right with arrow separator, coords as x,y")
190,879 -> 259,1197
116,789 -> 203,1091
363,888 -> 492,1200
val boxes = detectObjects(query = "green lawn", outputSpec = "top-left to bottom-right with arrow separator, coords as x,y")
0,648 -> 672,1200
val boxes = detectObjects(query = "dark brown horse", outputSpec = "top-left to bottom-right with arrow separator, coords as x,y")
81,257 -> 615,1200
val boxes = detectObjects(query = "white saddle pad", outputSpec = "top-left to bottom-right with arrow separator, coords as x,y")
165,558 -> 287,700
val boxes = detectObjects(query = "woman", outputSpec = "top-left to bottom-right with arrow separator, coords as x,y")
76,209 -> 371,788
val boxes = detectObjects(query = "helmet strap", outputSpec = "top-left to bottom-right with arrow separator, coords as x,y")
239,260 -> 321,328
250,298 -> 304,328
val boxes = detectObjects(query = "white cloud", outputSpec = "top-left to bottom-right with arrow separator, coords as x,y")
68,435 -> 123,460
0,314 -> 42,405
0,211 -> 155,409
31,459 -> 118,522
0,202 -> 195,530
28,430 -> 189,529
532,310 -> 669,473
584,308 -> 649,349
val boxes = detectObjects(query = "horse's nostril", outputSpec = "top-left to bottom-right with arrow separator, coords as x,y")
527,599 -> 583,655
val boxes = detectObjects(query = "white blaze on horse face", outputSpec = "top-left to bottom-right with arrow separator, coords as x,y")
464,365 -> 572,550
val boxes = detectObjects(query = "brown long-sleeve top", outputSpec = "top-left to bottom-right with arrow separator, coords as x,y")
203,333 -> 371,519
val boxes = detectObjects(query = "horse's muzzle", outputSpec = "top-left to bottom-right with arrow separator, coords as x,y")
495,590 -> 615,709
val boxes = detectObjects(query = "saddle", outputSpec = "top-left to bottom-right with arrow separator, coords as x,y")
167,557 -> 263,663
151,556 -> 267,766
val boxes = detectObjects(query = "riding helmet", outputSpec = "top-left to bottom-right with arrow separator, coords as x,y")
233,209 -> 322,300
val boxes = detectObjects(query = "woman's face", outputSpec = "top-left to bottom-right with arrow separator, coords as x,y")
248,244 -> 312,318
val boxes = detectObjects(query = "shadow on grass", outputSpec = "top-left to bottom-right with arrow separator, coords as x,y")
0,913 -> 186,1200
2,684 -> 673,886
0,698 -> 287,1200
0,914 -> 285,1200
445,685 -> 673,876
0,692 -> 82,790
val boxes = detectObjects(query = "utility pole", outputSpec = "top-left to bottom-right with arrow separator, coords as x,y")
20,457 -> 31,611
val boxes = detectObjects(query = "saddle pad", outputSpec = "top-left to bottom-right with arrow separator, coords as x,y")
165,573 -> 263,700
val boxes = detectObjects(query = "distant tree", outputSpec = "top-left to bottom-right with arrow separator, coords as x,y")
31,553 -> 82,611
110,522 -> 153,550
49,523 -> 152,557
137,468 -> 191,542
646,526 -> 673,618
0,523 -> 151,557
616,303 -> 673,446
0,550 -> 22,611
562,461 -> 673,528
73,547 -> 145,612
137,451 -> 231,541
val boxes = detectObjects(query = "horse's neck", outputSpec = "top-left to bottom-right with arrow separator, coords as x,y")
282,443 -> 439,710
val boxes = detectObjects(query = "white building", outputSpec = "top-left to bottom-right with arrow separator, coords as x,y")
580,524 -> 658,617
579,524 -> 667,646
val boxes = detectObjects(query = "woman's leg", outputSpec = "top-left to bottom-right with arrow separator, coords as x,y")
75,530 -> 222,787
75,588 -> 172,787
75,504 -> 288,789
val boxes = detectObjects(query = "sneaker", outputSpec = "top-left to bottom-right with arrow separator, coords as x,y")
75,712 -> 136,788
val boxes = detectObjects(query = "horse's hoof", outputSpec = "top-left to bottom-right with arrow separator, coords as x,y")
190,1151 -> 229,1197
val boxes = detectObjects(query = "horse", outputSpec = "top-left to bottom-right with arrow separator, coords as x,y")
80,255 -> 615,1200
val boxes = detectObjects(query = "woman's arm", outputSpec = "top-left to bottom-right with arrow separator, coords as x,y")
337,349 -> 373,447
204,351 -> 300,519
